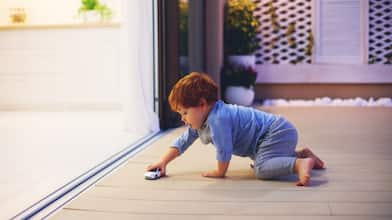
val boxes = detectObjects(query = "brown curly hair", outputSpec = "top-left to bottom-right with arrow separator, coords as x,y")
168,72 -> 218,111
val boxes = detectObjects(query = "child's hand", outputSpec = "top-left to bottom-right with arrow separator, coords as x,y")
202,161 -> 229,178
202,170 -> 225,178
146,162 -> 167,177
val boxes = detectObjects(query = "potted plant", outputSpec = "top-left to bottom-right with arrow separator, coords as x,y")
78,0 -> 113,22
224,0 -> 260,67
222,63 -> 258,106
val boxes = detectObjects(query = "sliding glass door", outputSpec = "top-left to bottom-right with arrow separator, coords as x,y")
0,0 -> 158,218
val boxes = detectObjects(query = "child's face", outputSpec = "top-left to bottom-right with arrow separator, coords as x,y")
177,100 -> 210,129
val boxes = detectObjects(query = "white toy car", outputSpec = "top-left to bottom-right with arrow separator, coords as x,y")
144,168 -> 161,180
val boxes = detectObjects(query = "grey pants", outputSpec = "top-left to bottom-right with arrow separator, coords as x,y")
254,116 -> 298,180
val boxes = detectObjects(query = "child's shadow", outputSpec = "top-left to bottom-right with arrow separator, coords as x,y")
311,168 -> 329,186
274,169 -> 328,187
168,168 -> 328,187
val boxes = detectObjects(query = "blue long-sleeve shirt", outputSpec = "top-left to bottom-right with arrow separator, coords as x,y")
172,100 -> 278,162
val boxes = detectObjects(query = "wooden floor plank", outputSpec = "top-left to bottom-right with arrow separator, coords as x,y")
52,210 -> 392,220
330,202 -> 392,216
82,186 -> 392,203
52,107 -> 392,219
62,197 -> 331,216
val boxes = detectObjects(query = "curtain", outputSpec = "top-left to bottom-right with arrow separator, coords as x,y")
120,0 -> 160,134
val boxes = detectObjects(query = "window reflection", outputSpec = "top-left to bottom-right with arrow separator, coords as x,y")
179,0 -> 189,75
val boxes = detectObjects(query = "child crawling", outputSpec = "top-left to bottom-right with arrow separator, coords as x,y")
146,72 -> 324,186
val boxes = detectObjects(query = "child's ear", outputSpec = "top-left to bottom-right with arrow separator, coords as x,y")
199,98 -> 207,106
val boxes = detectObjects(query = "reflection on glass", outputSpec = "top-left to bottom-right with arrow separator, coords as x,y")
179,0 -> 189,75
0,1 -> 158,218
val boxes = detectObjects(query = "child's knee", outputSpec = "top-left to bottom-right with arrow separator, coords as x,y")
255,167 -> 274,180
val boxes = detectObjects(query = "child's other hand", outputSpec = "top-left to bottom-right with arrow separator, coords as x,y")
146,162 -> 166,177
202,170 -> 225,178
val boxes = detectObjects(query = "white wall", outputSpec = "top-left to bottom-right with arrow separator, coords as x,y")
256,64 -> 392,83
0,0 -> 126,110
0,27 -> 123,110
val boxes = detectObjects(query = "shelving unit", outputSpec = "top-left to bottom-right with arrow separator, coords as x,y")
0,22 -> 121,30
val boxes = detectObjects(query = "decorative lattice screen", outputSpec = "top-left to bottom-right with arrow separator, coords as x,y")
255,0 -> 313,64
368,0 -> 392,64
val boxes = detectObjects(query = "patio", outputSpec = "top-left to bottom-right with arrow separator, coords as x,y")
49,106 -> 392,219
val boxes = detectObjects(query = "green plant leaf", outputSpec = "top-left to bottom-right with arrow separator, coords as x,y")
224,0 -> 261,54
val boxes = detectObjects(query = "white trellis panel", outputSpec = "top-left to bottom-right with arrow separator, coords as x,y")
368,0 -> 392,64
255,0 -> 313,64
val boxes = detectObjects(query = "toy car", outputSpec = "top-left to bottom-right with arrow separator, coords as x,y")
144,168 -> 161,180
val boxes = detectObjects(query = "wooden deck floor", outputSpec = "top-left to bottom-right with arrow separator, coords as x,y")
52,107 -> 392,220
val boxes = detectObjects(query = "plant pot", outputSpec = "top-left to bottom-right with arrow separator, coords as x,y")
225,86 -> 255,106
81,10 -> 101,22
227,55 -> 256,68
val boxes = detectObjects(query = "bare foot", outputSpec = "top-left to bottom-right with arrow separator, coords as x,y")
295,158 -> 314,186
296,147 -> 325,169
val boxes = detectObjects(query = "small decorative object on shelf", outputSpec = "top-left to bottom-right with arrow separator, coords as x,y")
9,8 -> 27,24
78,0 -> 113,22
